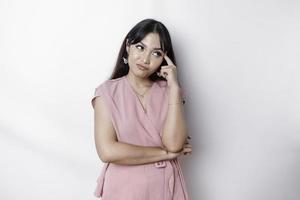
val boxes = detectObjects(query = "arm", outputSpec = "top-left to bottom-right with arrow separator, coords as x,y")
100,141 -> 169,165
93,96 -> 169,165
162,86 -> 188,153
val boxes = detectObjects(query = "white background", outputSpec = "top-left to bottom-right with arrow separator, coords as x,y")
1,0 -> 299,199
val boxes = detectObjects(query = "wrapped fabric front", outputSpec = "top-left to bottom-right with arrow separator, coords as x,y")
91,76 -> 188,200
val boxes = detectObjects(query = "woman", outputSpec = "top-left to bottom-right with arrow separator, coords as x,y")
91,18 -> 192,200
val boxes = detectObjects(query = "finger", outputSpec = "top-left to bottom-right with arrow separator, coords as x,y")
183,148 -> 192,153
164,54 -> 175,66
156,71 -> 163,77
159,69 -> 168,78
161,65 -> 173,70
160,66 -> 173,78
183,149 -> 192,155
184,148 -> 192,152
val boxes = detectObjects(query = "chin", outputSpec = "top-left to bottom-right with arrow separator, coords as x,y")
132,70 -> 146,77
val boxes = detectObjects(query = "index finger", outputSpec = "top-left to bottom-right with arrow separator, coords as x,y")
164,54 -> 174,66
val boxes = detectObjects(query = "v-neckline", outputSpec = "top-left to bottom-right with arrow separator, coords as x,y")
124,75 -> 156,114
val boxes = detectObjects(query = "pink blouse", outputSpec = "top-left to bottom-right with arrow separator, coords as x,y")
91,75 -> 189,200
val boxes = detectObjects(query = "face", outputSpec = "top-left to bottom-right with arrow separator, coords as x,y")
126,32 -> 165,79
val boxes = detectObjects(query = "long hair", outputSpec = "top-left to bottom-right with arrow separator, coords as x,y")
108,18 -> 182,87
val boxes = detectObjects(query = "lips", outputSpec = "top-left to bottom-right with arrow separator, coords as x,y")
137,64 -> 148,70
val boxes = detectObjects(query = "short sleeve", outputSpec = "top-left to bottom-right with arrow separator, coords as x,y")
91,85 -> 103,109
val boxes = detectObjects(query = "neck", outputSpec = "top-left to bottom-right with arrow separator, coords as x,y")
126,72 -> 153,89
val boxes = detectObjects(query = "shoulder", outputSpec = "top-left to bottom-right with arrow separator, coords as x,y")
92,77 -> 125,108
95,76 -> 125,88
105,76 -> 125,87
94,76 -> 126,95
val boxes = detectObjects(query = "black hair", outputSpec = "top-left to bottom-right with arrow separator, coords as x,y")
109,18 -> 182,87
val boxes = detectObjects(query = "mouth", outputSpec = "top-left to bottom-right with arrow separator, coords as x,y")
136,64 -> 148,71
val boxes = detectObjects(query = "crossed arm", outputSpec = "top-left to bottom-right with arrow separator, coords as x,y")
93,87 -> 188,165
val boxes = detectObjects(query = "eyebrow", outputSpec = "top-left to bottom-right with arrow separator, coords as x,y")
139,41 -> 163,51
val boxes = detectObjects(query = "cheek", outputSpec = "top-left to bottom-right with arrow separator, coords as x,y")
153,57 -> 163,65
151,59 -> 163,70
129,53 -> 140,62
129,48 -> 140,59
132,53 -> 140,59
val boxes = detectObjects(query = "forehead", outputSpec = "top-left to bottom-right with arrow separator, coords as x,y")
139,33 -> 161,48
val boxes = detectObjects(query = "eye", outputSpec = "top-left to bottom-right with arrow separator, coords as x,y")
153,51 -> 162,57
135,44 -> 144,51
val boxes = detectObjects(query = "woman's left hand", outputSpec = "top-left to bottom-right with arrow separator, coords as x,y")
157,54 -> 179,88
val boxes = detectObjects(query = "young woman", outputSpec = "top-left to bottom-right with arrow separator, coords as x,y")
91,18 -> 192,200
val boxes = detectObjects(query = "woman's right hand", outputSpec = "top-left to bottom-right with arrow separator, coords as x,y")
166,136 -> 192,160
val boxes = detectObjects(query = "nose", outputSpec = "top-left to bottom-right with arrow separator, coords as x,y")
142,52 -> 150,64
143,59 -> 150,64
